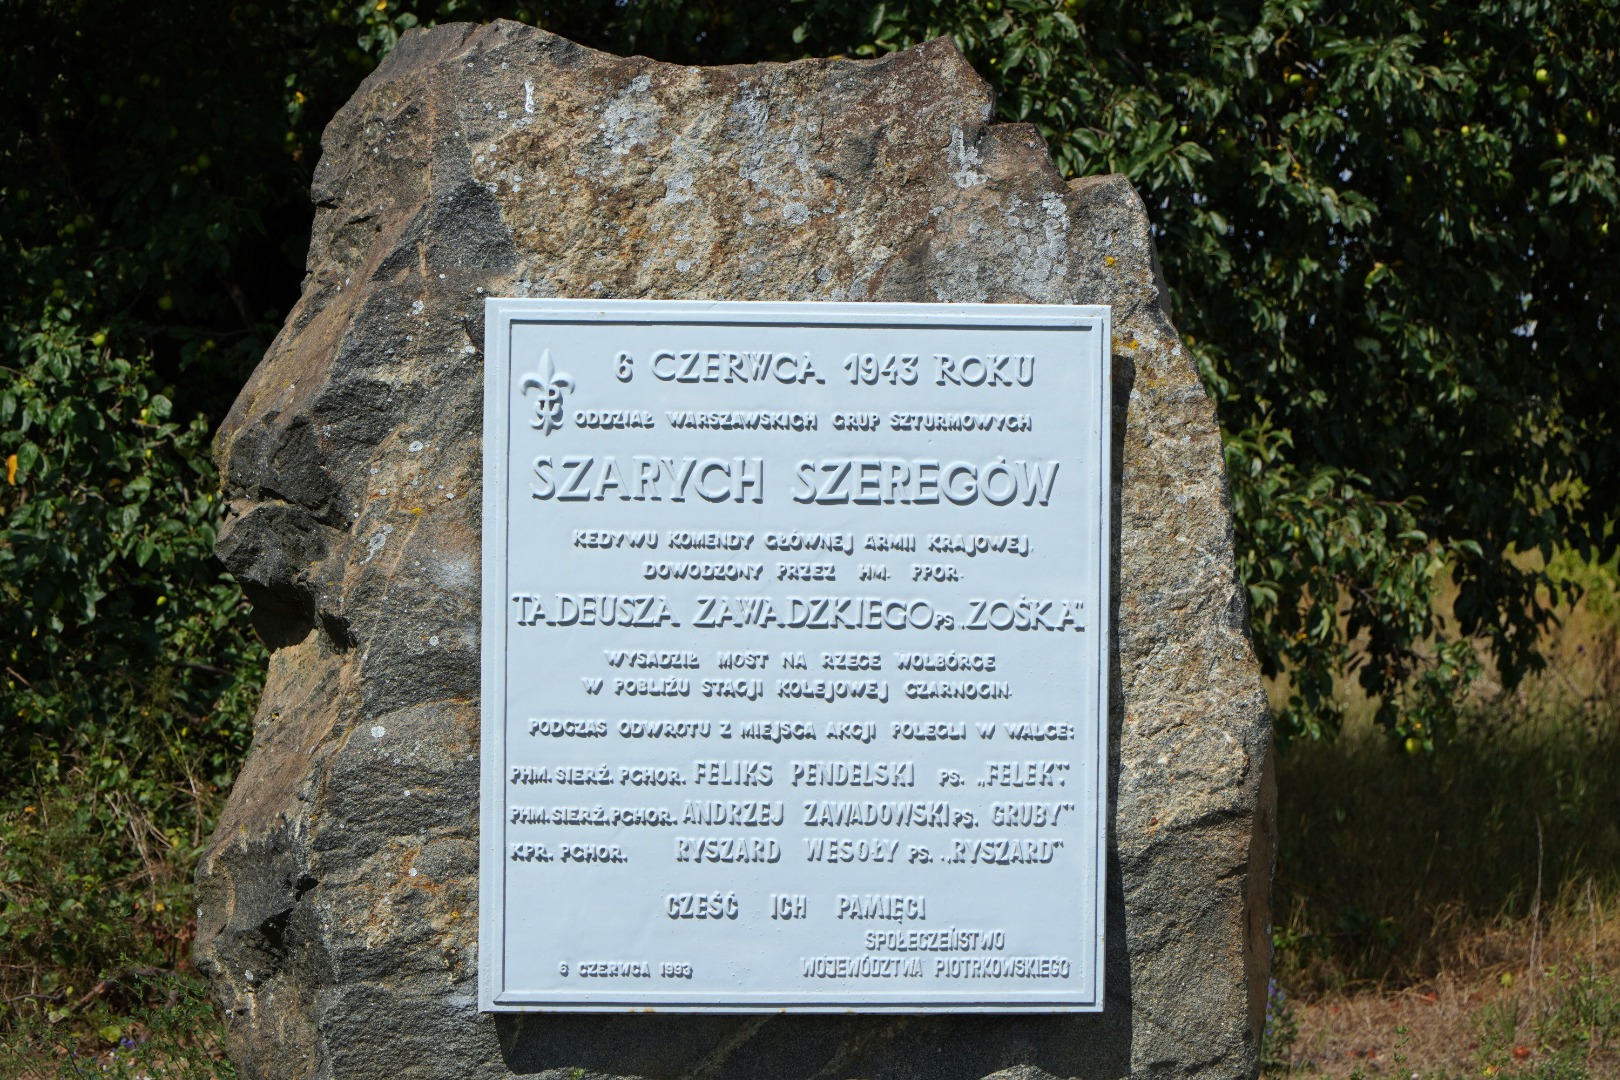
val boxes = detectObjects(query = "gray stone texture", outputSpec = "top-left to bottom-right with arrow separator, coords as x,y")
196,20 -> 1273,1079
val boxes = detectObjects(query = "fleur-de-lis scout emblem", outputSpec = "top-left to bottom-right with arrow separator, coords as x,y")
520,349 -> 574,435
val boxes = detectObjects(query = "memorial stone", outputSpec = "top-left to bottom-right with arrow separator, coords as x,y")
196,20 -> 1274,1079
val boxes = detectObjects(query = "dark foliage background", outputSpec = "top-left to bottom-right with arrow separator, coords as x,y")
1,0 -> 1615,1024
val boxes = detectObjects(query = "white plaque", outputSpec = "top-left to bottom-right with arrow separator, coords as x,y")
479,299 -> 1110,1012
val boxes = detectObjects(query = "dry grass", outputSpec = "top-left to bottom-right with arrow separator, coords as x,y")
1265,557 -> 1620,1078
1273,896 -> 1619,1076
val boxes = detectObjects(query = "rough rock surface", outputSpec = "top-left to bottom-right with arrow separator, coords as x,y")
196,21 -> 1273,1079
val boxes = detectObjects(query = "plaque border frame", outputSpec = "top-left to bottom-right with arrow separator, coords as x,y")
479,299 -> 1112,1013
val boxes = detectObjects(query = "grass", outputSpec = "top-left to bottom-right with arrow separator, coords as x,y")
1263,555 -> 1620,1077
0,746 -> 240,1078
1265,899 -> 1618,1076
1273,694 -> 1619,992
0,972 -> 233,1079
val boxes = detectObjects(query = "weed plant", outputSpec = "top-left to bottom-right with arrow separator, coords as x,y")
1273,642 -> 1620,992
1269,712 -> 1620,1073
0,671 -> 256,1053
0,972 -> 232,1079
1266,558 -> 1620,1075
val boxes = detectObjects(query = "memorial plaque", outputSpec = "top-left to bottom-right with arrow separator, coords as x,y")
479,298 -> 1111,1012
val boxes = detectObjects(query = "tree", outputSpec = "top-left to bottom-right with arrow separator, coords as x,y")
3,0 -> 1615,770
523,0 -> 1619,745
